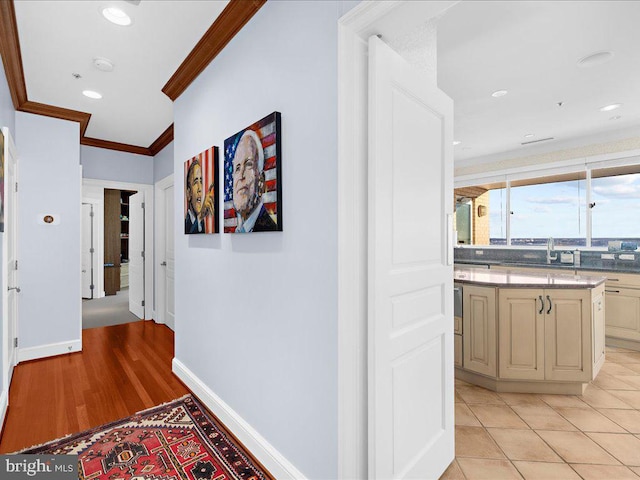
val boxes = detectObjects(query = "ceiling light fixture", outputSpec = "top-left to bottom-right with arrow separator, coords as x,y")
102,7 -> 132,26
600,103 -> 622,112
577,51 -> 614,68
491,90 -> 508,98
453,140 -> 461,146
93,57 -> 114,72
524,134 -> 534,138
82,90 -> 103,99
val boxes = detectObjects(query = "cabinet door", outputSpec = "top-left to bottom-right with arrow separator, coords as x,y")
454,334 -> 463,367
463,285 -> 496,376
545,289 -> 590,382
498,289 -> 545,380
592,292 -> 605,378
605,287 -> 640,341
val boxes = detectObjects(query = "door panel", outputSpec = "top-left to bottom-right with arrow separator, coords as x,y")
499,289 -> 545,380
128,192 -> 144,319
544,289 -> 590,381
81,204 -> 93,299
368,36 -> 454,479
165,185 -> 175,330
462,286 -> 496,377
2,127 -> 18,388
605,288 -> 640,340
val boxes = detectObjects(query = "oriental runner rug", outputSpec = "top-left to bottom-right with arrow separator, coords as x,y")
18,394 -> 271,480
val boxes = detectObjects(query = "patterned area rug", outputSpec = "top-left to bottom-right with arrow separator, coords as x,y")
19,394 -> 271,480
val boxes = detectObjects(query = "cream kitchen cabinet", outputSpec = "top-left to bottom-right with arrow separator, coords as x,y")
498,288 -> 600,383
454,266 -> 606,394
463,285 -> 496,377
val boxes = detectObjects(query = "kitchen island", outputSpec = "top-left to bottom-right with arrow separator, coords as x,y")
454,267 -> 606,394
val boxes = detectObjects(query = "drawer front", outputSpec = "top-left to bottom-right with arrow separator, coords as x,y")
454,334 -> 462,367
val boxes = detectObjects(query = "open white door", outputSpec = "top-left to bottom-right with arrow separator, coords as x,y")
81,203 -> 93,299
368,36 -> 454,479
2,127 -> 19,390
129,191 -> 144,318
163,184 -> 175,330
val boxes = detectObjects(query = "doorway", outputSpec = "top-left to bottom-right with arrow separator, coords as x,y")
155,174 -> 175,331
81,179 -> 154,328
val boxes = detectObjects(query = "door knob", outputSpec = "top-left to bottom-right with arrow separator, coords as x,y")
161,261 -> 167,266
8,286 -> 20,293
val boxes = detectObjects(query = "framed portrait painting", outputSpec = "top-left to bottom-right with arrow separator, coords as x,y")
184,146 -> 219,234
223,112 -> 282,233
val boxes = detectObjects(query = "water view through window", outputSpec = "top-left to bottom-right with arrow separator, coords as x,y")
481,172 -> 640,247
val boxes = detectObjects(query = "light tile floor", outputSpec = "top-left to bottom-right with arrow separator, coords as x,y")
442,346 -> 640,479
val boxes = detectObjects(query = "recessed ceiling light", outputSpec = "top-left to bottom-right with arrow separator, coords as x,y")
610,115 -> 622,120
600,103 -> 622,112
82,90 -> 102,99
453,140 -> 461,146
524,134 -> 534,138
102,7 -> 132,26
577,51 -> 614,68
491,90 -> 508,98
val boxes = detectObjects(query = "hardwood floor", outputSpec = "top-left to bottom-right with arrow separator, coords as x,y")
0,321 -> 188,452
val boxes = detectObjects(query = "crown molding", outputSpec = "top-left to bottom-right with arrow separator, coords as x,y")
21,100 -> 91,137
162,0 -> 266,101
81,137 -> 152,156
149,124 -> 174,156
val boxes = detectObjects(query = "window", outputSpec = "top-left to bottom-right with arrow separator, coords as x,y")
456,165 -> 640,247
591,172 -> 640,246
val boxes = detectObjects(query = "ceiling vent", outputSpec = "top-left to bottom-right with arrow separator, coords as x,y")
124,0 -> 141,5
521,137 -> 554,145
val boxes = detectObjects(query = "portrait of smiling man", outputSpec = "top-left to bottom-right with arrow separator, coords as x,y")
184,147 -> 219,234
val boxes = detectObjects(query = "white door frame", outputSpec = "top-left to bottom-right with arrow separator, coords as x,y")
337,2 -> 458,478
82,178 -> 154,320
154,173 -> 173,325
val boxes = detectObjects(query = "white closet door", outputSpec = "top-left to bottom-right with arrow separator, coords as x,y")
129,192 -> 145,319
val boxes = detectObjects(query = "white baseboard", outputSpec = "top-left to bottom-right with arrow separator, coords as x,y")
0,389 -> 7,432
18,339 -> 82,363
172,358 -> 306,480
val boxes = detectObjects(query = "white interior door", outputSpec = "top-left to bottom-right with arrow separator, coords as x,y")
129,191 -> 144,318
163,184 -> 175,330
81,203 -> 93,299
368,36 -> 454,479
2,127 -> 19,389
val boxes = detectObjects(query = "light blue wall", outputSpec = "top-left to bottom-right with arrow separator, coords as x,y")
153,141 -> 173,183
16,112 -> 81,350
0,60 -> 15,136
81,145 -> 154,185
173,2 -> 340,478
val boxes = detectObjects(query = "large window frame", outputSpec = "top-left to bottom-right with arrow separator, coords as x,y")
454,151 -> 640,248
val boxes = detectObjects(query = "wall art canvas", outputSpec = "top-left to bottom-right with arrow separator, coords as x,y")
223,112 -> 282,233
184,146 -> 219,234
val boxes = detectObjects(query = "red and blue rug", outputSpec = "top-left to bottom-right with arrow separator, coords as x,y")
19,394 -> 271,480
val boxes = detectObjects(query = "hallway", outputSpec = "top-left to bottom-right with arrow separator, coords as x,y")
0,321 -> 187,452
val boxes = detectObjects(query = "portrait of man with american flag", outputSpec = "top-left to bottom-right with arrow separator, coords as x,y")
223,112 -> 282,233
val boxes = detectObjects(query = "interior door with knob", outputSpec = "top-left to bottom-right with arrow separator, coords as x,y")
128,191 -> 144,319
2,127 -> 19,390
163,184 -> 175,330
81,203 -> 93,299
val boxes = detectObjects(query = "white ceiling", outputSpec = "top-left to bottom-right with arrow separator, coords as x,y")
14,0 -> 229,147
436,1 -> 640,165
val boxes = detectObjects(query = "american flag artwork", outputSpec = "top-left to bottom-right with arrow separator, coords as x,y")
184,146 -> 219,234
223,112 -> 282,233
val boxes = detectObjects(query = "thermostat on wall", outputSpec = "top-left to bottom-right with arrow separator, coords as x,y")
38,214 -> 60,225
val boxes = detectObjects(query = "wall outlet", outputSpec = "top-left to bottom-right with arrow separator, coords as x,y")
475,250 -> 484,255
601,253 -> 615,260
619,254 -> 635,261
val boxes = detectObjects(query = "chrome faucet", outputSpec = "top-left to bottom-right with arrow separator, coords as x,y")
546,237 -> 557,264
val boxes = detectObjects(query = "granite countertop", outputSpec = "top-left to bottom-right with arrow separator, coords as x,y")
454,267 -> 606,288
